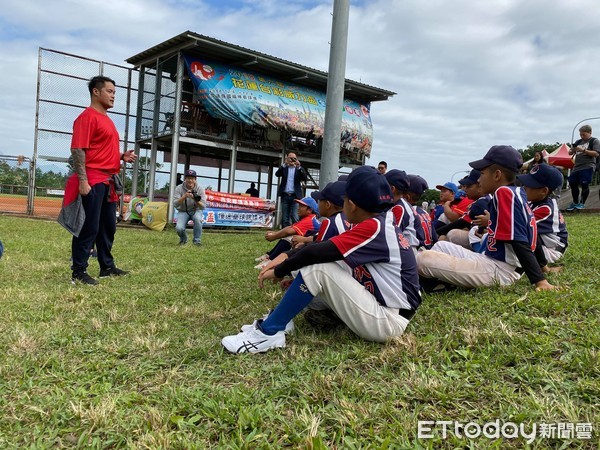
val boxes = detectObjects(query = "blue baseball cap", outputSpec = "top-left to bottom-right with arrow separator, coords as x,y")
458,169 -> 481,186
435,182 -> 458,195
346,166 -> 394,212
184,169 -> 197,178
469,145 -> 523,173
295,196 -> 319,213
384,169 -> 410,191
311,181 -> 346,206
517,164 -> 564,191
407,174 -> 429,196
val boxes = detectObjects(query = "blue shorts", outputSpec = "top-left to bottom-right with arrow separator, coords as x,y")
568,168 -> 593,185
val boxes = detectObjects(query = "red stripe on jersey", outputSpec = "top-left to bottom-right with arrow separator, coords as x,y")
330,217 -> 380,257
315,218 -> 331,242
494,186 -> 516,241
391,204 -> 405,227
533,205 -> 552,223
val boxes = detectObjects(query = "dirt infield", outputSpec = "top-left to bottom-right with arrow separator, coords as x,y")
0,195 -> 62,218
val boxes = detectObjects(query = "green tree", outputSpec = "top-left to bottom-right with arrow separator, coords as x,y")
419,188 -> 440,205
124,156 -> 163,194
518,142 -> 561,166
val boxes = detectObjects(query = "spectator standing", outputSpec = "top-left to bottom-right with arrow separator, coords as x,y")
567,124 -> 599,211
275,152 -> 307,227
245,182 -> 260,197
377,161 -> 388,174
66,76 -> 137,285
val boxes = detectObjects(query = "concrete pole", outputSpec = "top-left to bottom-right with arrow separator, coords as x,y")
167,52 -> 185,222
320,0 -> 350,188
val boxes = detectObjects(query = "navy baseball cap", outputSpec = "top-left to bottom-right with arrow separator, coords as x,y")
517,164 -> 564,191
384,169 -> 410,191
311,181 -> 346,206
458,169 -> 481,186
469,145 -> 523,173
295,196 -> 319,213
345,166 -> 394,212
407,174 -> 429,196
435,182 -> 458,195
184,169 -> 197,178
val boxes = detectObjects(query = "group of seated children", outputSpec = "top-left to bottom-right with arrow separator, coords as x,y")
223,145 -> 567,354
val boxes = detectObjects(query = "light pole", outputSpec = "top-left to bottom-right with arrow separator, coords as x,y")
450,170 -> 470,184
571,117 -> 600,145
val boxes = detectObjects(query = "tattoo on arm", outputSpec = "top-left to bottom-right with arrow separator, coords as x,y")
71,149 -> 87,182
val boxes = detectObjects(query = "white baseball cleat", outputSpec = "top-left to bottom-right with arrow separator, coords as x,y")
221,326 -> 286,354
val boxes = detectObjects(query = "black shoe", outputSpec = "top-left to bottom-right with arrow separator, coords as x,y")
193,241 -> 202,246
71,271 -> 98,286
419,275 -> 457,294
178,240 -> 187,246
304,308 -> 344,330
99,267 -> 129,278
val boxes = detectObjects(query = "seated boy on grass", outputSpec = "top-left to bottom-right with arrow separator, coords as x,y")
384,169 -> 421,253
222,166 -> 422,354
416,145 -> 556,291
254,197 -> 320,269
517,164 -> 568,271
406,174 -> 437,250
436,169 -> 491,251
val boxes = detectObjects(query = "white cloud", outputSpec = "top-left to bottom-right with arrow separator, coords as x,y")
1,0 -> 600,185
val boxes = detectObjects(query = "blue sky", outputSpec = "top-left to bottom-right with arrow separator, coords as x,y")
1,0 -> 600,188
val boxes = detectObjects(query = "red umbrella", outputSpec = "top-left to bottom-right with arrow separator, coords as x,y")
548,143 -> 574,169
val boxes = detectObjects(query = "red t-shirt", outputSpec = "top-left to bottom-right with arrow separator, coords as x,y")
71,107 -> 121,176
291,214 -> 319,236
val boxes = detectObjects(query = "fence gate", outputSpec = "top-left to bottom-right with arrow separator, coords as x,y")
0,48 -> 138,218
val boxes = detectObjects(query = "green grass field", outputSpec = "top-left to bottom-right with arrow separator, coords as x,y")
0,214 -> 598,449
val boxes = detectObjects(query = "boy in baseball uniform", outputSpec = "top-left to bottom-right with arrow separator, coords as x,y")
417,145 -> 556,291
222,166 -> 421,354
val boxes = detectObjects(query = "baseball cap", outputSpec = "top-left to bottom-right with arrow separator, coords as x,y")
469,145 -> 523,173
345,166 -> 394,213
517,164 -> 564,191
295,196 -> 319,213
311,181 -> 346,206
458,169 -> 481,186
435,182 -> 458,195
384,169 -> 410,191
184,169 -> 197,178
407,174 -> 429,196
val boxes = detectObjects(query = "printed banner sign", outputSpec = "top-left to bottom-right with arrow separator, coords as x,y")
175,190 -> 275,228
183,55 -> 373,157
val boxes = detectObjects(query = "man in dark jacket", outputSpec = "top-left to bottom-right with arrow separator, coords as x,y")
275,152 -> 307,227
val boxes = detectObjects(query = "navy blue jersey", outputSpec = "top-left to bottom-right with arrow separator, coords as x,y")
315,211 -> 350,242
395,198 -> 419,247
413,205 -> 437,249
530,197 -> 568,251
330,205 -> 421,310
467,195 -> 492,221
485,186 -> 537,266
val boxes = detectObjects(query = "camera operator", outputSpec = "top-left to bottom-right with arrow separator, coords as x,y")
275,151 -> 307,228
173,169 -> 206,246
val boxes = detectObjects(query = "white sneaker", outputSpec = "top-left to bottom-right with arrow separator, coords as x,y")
241,311 -> 294,334
254,260 -> 270,270
221,326 -> 286,354
254,254 -> 269,262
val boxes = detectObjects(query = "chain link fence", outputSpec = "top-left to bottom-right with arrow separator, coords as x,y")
0,48 -> 139,218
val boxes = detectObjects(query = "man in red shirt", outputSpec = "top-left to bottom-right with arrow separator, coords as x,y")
67,76 -> 137,285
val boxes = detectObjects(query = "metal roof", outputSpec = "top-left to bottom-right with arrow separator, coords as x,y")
126,31 -> 395,103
